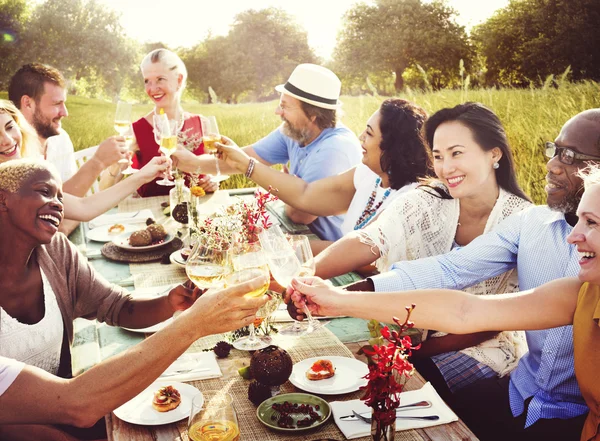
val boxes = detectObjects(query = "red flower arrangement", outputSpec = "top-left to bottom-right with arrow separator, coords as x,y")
361,305 -> 419,440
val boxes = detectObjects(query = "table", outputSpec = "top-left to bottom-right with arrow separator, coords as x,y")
75,189 -> 478,441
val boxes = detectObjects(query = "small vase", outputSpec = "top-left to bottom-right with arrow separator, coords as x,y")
371,413 -> 395,441
169,177 -> 190,229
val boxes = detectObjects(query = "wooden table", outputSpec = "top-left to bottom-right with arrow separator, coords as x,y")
75,189 -> 478,441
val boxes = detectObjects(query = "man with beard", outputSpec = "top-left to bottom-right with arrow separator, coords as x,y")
8,63 -> 126,234
342,109 -> 600,441
172,64 -> 361,241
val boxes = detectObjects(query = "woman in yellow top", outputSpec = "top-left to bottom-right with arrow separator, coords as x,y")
290,164 -> 600,441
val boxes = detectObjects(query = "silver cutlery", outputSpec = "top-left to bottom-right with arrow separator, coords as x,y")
349,410 -> 439,424
339,400 -> 432,420
160,367 -> 210,377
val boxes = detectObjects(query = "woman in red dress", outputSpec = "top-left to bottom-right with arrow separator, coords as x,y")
131,48 -> 217,197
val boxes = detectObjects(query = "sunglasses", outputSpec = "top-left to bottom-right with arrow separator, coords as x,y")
545,142 -> 600,165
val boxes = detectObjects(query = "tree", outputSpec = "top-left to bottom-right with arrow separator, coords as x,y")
473,0 -> 600,87
18,0 -> 136,97
0,0 -> 30,89
184,8 -> 316,103
333,0 -> 472,92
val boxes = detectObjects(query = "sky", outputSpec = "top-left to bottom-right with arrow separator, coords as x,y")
100,0 -> 510,60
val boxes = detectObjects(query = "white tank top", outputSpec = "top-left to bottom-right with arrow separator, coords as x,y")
0,268 -> 64,375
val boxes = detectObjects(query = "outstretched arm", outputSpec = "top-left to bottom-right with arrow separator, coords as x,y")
315,232 -> 380,279
291,276 -> 581,332
62,156 -> 169,221
0,276 -> 268,427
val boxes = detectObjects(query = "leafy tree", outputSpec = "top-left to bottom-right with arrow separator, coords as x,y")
0,0 -> 30,89
18,0 -> 136,97
473,0 -> 600,86
184,8 -> 316,103
333,0 -> 472,92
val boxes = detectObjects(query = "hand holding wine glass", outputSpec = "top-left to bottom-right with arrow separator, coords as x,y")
153,111 -> 178,186
201,116 -> 229,183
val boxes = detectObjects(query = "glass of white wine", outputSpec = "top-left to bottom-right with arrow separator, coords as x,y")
259,227 -> 321,334
185,237 -> 231,290
114,101 -> 132,136
188,391 -> 239,441
153,112 -> 178,186
229,242 -> 274,351
119,125 -> 138,175
201,116 -> 229,184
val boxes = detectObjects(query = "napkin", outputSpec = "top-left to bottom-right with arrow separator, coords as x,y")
88,209 -> 154,229
331,382 -> 458,439
159,351 -> 222,382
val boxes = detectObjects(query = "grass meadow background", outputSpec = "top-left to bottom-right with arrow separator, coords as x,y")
3,81 -> 600,204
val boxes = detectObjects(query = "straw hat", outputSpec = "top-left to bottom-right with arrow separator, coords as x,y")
275,64 -> 342,110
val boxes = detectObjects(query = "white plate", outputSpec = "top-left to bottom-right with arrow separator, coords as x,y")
289,356 -> 368,395
169,250 -> 187,267
87,224 -> 139,243
112,232 -> 175,252
122,317 -> 173,333
113,381 -> 201,426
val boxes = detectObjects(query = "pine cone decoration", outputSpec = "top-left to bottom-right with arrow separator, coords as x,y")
172,202 -> 189,224
213,341 -> 232,358
248,380 -> 271,406
146,217 -> 156,226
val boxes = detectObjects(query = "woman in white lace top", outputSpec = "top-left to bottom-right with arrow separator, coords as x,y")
211,99 -> 433,253
312,102 -> 533,406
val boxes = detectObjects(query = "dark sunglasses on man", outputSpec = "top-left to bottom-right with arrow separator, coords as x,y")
545,141 -> 600,165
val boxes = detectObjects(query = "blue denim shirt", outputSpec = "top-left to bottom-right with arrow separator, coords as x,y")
371,205 -> 588,427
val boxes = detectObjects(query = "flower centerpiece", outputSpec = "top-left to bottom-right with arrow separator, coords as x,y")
360,306 -> 419,441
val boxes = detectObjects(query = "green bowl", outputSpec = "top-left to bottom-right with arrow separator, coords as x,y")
256,393 -> 331,432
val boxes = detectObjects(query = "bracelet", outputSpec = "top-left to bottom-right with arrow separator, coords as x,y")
245,158 -> 256,178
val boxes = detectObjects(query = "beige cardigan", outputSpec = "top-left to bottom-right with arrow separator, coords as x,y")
36,233 -> 131,344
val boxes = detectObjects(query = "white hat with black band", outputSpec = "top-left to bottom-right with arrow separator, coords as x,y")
275,64 -> 342,110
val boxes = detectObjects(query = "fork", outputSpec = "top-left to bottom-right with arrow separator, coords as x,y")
351,410 -> 440,424
339,400 -> 432,420
160,367 -> 210,377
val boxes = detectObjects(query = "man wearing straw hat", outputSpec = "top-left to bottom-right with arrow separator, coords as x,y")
173,64 -> 362,242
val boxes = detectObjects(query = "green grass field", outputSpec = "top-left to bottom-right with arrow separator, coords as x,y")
3,82 -> 599,204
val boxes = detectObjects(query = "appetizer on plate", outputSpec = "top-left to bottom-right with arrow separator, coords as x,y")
152,385 -> 181,412
107,224 -> 125,235
305,359 -> 335,381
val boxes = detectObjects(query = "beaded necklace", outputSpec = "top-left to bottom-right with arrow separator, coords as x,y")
353,177 -> 392,230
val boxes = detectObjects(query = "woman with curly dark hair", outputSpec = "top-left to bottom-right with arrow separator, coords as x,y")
214,98 -> 433,251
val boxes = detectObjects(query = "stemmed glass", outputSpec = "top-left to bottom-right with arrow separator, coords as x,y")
187,391 -> 239,441
114,101 -> 132,136
153,112 -> 178,186
201,116 -> 229,184
185,237 -> 232,290
118,125 -> 138,175
229,242 -> 276,351
259,226 -> 321,334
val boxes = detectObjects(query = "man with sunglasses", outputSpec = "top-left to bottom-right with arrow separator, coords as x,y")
345,109 -> 600,441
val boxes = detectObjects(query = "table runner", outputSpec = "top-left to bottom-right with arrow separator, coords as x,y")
169,327 -> 421,441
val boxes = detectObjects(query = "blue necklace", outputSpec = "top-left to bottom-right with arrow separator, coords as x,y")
354,177 -> 392,230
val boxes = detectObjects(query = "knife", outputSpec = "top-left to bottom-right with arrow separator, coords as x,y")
338,400 -> 432,420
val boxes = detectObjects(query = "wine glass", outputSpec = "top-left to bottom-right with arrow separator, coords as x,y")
229,242 -> 275,351
185,237 -> 231,290
119,125 -> 138,175
187,391 -> 239,441
153,112 -> 178,186
114,101 -> 132,136
259,226 -> 321,334
201,116 -> 229,184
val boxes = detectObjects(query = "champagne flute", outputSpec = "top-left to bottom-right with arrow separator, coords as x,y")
185,237 -> 231,290
229,242 -> 275,351
153,112 -> 178,186
201,116 -> 229,184
188,391 -> 240,441
114,101 -> 132,136
119,125 -> 138,175
258,227 -> 321,334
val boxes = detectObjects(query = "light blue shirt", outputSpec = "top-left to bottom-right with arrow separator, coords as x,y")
253,124 -> 361,241
371,205 -> 588,427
